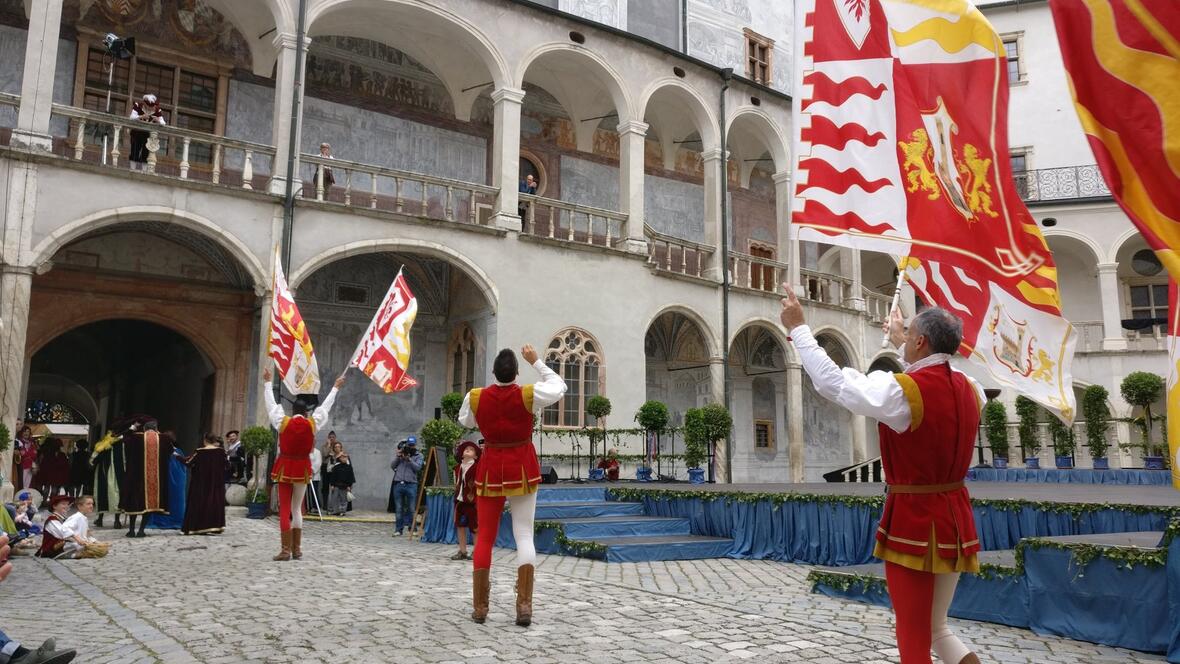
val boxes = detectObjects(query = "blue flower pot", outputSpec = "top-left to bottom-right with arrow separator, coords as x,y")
1145,456 -> 1164,470
1092,457 -> 1109,470
588,468 -> 605,481
636,466 -> 653,482
687,468 -> 706,484
1054,456 -> 1073,470
992,457 -> 1008,469
1024,457 -> 1040,470
246,502 -> 268,519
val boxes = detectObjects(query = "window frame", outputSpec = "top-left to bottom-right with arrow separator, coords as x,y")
541,328 -> 605,429
1000,32 -> 1027,86
743,28 -> 775,85
1124,278 -> 1170,320
754,419 -> 774,451
447,324 -> 478,395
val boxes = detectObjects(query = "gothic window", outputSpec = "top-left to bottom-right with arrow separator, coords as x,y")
25,400 -> 87,424
542,329 -> 604,428
448,325 -> 477,394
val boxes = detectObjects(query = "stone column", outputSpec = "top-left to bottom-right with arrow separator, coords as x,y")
786,362 -> 805,483
773,170 -> 791,266
708,357 -> 728,482
268,33 -> 310,195
616,120 -> 649,254
1097,263 -> 1127,351
12,0 -> 64,150
0,267 -> 33,502
701,148 -> 724,280
851,414 -> 868,463
841,248 -> 865,310
490,87 -> 526,232
253,290 -> 273,426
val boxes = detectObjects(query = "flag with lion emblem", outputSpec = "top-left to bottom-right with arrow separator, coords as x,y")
792,0 -> 1077,422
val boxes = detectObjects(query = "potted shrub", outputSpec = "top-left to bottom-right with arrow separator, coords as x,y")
239,425 -> 275,517
585,395 -> 611,479
683,403 -> 732,484
1120,371 -> 1166,469
1081,385 -> 1112,469
1015,396 -> 1042,469
634,400 -> 669,482
440,392 -> 464,421
1046,410 -> 1076,469
421,417 -> 465,473
982,401 -> 1009,469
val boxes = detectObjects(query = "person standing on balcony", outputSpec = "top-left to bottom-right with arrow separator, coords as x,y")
517,174 -> 537,219
317,143 -> 336,198
128,94 -> 165,171
779,285 -> 984,664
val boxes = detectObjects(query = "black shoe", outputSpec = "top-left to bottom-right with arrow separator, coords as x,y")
125,530 -> 136,538
11,638 -> 77,664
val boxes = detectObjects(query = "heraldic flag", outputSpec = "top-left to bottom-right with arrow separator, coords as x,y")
350,268 -> 419,393
792,0 -> 1077,421
269,247 -> 321,394
1048,0 -> 1180,487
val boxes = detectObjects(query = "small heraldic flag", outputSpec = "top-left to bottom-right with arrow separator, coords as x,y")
268,247 -> 321,394
350,268 -> 419,393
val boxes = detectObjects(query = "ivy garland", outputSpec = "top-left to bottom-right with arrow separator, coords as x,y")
1014,537 -> 1169,578
976,562 -> 1021,581
609,487 -> 887,510
534,520 -> 608,559
1164,518 -> 1180,547
806,570 -> 887,595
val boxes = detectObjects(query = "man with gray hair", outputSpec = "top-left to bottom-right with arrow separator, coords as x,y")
780,285 -> 984,664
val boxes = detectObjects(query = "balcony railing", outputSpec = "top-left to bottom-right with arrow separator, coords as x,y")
1073,320 -> 1167,352
729,251 -> 787,292
645,227 -> 714,279
520,193 -> 627,249
302,154 -> 497,226
863,288 -> 893,324
801,268 -> 853,307
1012,165 -> 1111,203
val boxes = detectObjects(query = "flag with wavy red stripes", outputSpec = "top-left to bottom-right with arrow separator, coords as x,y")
792,0 -> 1077,422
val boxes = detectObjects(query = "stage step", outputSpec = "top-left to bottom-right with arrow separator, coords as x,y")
572,535 -> 735,563
534,500 -> 645,519
545,516 -> 692,539
535,487 -> 608,503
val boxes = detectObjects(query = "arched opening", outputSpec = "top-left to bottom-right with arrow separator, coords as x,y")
641,84 -> 718,246
1114,234 -> 1169,349
644,310 -> 715,428
29,320 -> 214,450
1045,234 -> 1103,351
726,110 -> 788,289
803,332 -> 855,480
728,323 -> 790,482
292,250 -> 495,509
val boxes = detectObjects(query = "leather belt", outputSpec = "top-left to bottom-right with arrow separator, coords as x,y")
887,480 -> 965,494
484,440 -> 529,449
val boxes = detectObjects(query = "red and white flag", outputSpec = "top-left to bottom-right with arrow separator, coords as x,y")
350,268 -> 419,393
269,247 -> 321,394
792,0 -> 1077,422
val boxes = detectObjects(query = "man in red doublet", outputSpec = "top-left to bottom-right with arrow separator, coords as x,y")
782,286 -> 984,664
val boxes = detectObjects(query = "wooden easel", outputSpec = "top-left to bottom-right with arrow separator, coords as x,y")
409,446 -> 452,541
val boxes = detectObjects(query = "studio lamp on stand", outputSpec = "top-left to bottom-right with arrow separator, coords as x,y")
98,33 -> 135,164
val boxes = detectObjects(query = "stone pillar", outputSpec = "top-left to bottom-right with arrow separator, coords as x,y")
490,87 -> 526,232
0,267 -> 33,502
708,357 -> 728,482
616,120 -> 649,254
786,362 -> 805,483
268,33 -> 310,195
1097,263 -> 1127,351
842,248 -> 865,310
702,148 -> 724,280
851,414 -> 868,463
254,291 -> 273,426
12,0 -> 64,150
773,170 -> 791,269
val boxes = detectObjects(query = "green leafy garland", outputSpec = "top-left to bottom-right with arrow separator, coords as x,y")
806,570 -> 887,595
609,487 -> 887,510
1014,537 -> 1169,577
534,520 -> 608,558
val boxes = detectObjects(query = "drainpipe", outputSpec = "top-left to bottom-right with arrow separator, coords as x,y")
280,0 -> 309,272
718,67 -> 732,484
680,0 -> 688,53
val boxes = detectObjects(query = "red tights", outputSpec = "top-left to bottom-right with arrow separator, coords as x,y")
472,495 -> 505,569
885,561 -> 934,664
276,482 -> 306,532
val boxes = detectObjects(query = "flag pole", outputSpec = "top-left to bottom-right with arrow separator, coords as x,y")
881,258 -> 907,349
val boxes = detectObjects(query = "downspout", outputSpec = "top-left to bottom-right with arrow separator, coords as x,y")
280,0 -> 309,271
718,67 -> 732,484
680,0 -> 688,53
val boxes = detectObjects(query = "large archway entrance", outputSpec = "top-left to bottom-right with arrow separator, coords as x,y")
728,323 -> 791,482
292,250 -> 496,509
29,321 -> 214,448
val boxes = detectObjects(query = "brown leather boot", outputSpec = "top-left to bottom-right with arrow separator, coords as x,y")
515,564 -> 535,627
959,655 -> 981,664
472,568 -> 490,624
273,530 -> 292,561
291,528 -> 302,560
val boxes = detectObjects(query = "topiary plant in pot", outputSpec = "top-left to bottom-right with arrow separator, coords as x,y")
1081,385 -> 1112,469
683,403 -> 732,484
585,395 -> 612,472
982,400 -> 1009,469
1120,371 -> 1166,468
440,392 -> 464,422
1015,396 -> 1042,469
1046,409 -> 1076,469
634,400 -> 669,481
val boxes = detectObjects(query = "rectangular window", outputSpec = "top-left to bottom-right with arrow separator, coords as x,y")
1010,149 -> 1030,199
1001,33 -> 1025,84
1129,283 -> 1168,320
744,29 -> 774,85
755,420 -> 773,449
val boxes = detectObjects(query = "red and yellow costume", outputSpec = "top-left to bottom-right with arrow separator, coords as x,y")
272,416 -> 316,484
37,512 -> 66,558
468,384 -> 541,497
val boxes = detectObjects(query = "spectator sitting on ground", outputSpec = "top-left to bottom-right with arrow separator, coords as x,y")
0,532 -> 79,663
38,495 -> 109,560
596,448 -> 621,481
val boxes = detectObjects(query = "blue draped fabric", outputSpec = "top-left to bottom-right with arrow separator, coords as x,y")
812,580 -> 891,608
967,468 -> 1171,485
1169,540 -> 1180,663
421,494 -> 516,548
950,575 -> 1028,627
147,454 -> 187,530
1025,547 -> 1169,653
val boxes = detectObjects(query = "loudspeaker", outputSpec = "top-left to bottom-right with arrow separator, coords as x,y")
540,466 -> 559,484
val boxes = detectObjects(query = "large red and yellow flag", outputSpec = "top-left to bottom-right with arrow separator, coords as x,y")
269,247 -> 321,394
792,0 -> 1077,421
350,268 -> 418,393
1169,280 -> 1179,488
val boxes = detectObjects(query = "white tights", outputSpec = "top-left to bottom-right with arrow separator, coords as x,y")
290,483 -> 307,529
932,572 -> 970,664
507,491 -> 537,566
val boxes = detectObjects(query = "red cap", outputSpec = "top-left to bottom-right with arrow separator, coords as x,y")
48,494 -> 74,507
455,440 -> 481,460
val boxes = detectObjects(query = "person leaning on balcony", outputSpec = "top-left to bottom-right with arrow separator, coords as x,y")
317,143 -> 335,196
779,285 -> 984,664
128,94 -> 166,171
517,174 -> 537,218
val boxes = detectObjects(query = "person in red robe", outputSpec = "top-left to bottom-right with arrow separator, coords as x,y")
262,367 -> 344,561
596,448 -> 621,481
34,437 -> 71,499
451,440 -> 481,560
458,344 -> 566,627
121,420 -> 175,538
781,287 -> 983,664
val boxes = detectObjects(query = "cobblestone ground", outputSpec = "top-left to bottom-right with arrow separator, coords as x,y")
0,513 -> 1163,663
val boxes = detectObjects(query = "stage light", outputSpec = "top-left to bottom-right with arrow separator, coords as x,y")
102,33 -> 136,60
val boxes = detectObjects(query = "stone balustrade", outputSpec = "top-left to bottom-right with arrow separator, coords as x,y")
644,227 -> 714,279
520,193 -> 628,249
728,250 -> 787,293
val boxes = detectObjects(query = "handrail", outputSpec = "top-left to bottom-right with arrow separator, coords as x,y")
520,192 -> 627,247
644,225 -> 714,278
301,153 -> 498,195
644,225 -> 715,252
51,103 -> 275,154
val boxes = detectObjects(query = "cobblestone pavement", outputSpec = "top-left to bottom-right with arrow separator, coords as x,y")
0,514 -> 1163,663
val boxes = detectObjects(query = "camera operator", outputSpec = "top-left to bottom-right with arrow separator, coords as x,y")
390,437 -> 424,536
